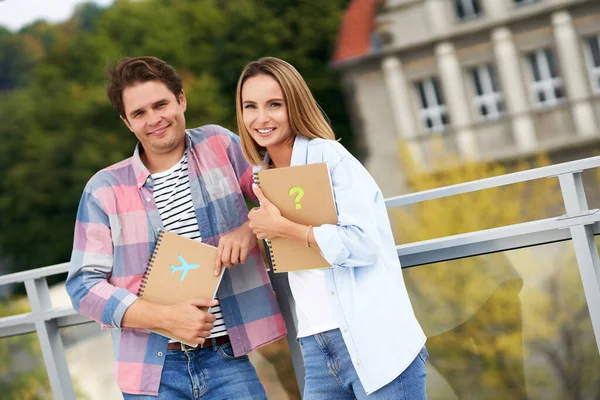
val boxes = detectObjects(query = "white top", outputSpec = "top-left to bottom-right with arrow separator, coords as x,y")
152,152 -> 226,339
254,136 -> 426,395
288,269 -> 338,338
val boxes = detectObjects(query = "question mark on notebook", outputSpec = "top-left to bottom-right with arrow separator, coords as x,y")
288,187 -> 305,210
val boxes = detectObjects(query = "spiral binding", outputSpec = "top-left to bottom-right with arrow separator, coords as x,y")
138,228 -> 166,297
254,171 -> 277,272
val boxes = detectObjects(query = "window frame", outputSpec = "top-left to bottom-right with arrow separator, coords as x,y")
525,48 -> 566,108
415,77 -> 450,133
454,0 -> 482,21
583,34 -> 600,95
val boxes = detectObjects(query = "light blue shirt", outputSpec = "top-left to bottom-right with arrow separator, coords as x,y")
255,135 -> 426,394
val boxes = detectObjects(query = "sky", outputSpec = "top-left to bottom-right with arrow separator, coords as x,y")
0,0 -> 114,31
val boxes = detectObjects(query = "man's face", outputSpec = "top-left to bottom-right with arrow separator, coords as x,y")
121,80 -> 187,158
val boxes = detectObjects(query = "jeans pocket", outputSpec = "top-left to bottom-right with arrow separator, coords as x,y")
218,342 -> 248,361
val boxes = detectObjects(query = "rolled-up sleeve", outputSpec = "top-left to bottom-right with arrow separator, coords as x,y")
312,157 -> 381,268
66,185 -> 137,328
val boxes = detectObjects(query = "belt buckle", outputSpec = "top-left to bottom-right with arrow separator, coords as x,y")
180,342 -> 198,352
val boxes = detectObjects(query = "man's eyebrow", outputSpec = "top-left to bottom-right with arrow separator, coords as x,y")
129,107 -> 144,116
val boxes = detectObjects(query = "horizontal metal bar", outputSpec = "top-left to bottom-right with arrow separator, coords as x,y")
0,263 -> 70,286
398,217 -> 600,267
0,308 -> 91,338
385,155 -> 600,207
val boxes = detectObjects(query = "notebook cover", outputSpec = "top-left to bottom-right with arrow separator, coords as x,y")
139,229 -> 224,346
254,163 -> 338,273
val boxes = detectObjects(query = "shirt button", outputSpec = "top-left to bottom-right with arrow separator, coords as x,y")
146,197 -> 152,202
158,352 -> 163,357
356,362 -> 360,367
330,291 -> 335,295
343,328 -> 348,333
146,178 -> 151,183
156,228 -> 161,232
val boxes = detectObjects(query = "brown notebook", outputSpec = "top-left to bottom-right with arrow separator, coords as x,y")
138,229 -> 224,346
254,163 -> 338,273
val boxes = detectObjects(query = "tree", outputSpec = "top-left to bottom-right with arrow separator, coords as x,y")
394,147 -> 600,399
0,0 -> 351,276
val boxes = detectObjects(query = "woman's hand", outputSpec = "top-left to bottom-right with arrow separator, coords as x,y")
248,184 -> 287,240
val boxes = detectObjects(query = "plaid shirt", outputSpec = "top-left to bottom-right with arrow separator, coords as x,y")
66,125 -> 286,396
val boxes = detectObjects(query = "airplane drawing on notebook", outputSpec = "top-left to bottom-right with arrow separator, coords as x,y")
170,255 -> 200,281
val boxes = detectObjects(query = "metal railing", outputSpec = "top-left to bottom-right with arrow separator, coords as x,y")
1,155 -> 600,399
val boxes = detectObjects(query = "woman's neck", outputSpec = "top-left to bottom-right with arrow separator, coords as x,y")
267,140 -> 294,168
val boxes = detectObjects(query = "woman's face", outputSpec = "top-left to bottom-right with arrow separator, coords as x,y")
241,74 -> 294,153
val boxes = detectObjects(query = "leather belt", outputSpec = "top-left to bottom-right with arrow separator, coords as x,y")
167,335 -> 229,351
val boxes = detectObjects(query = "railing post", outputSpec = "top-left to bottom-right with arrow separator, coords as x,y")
558,172 -> 600,353
24,278 -> 76,400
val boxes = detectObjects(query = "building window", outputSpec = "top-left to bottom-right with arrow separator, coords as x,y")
469,64 -> 504,121
513,0 -> 542,5
454,0 -> 481,20
585,35 -> 600,94
526,49 -> 565,107
415,77 -> 449,132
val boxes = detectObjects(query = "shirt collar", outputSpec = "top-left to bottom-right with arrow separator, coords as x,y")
256,135 -> 309,172
290,135 -> 309,166
132,131 -> 192,189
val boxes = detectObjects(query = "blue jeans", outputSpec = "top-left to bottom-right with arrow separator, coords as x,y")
122,342 -> 266,399
299,329 -> 428,399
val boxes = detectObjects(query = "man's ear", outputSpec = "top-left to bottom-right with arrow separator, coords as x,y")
120,115 -> 134,132
179,90 -> 187,112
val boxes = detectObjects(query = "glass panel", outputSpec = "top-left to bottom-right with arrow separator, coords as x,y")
588,36 -> 600,68
0,295 -> 51,399
417,81 -> 428,108
546,49 -> 559,78
403,241 -> 600,400
432,78 -> 444,105
528,53 -> 541,82
454,0 -> 466,19
390,167 -> 565,242
60,323 -> 301,399
471,68 -> 484,96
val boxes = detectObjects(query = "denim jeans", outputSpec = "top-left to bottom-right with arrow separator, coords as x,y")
299,329 -> 428,399
122,342 -> 266,400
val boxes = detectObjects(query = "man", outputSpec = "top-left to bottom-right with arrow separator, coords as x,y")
66,56 -> 286,399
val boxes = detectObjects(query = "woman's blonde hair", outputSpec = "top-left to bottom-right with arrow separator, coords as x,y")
235,57 -> 335,167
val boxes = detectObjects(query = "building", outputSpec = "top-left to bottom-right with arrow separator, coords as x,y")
332,0 -> 600,196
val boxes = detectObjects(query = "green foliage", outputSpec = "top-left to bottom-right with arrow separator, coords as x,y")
0,0 -> 351,274
0,300 -> 51,399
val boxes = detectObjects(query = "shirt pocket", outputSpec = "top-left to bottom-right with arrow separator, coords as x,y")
203,176 -> 245,232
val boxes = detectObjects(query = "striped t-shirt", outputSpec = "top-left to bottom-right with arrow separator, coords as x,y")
151,152 -> 227,339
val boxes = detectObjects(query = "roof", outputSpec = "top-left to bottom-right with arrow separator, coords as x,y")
332,0 -> 380,63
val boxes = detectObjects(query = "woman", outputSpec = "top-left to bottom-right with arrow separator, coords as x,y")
236,57 -> 428,399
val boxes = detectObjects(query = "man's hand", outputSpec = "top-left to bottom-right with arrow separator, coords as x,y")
214,220 -> 258,276
162,298 -> 218,345
248,184 -> 287,240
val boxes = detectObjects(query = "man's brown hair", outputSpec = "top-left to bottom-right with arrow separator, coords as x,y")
106,56 -> 183,118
